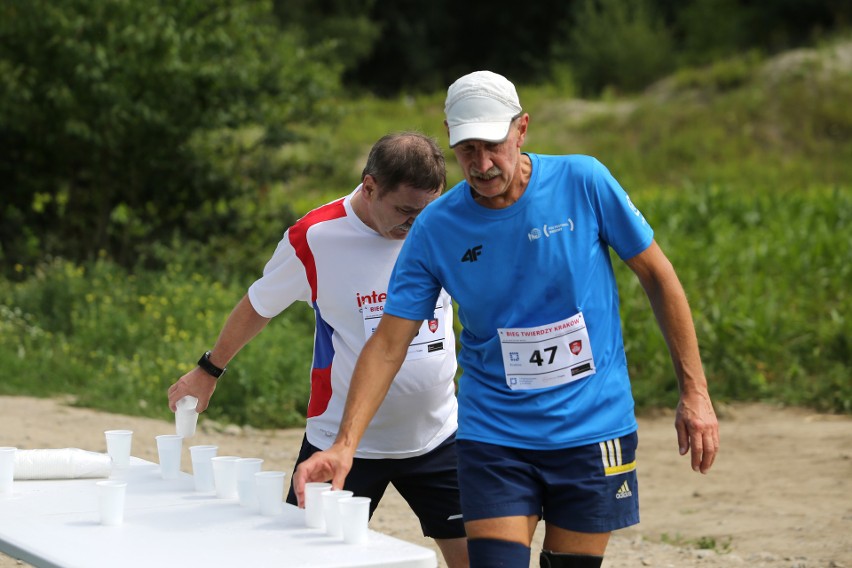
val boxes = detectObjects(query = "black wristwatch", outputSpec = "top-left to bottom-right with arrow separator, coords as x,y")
197,351 -> 227,379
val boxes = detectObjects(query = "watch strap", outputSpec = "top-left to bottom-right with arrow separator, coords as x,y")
197,351 -> 226,379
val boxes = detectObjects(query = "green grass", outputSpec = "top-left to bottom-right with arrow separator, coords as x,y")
1,184 -> 847,425
1,40 -> 850,426
618,185 -> 851,412
660,532 -> 733,553
0,255 -> 315,427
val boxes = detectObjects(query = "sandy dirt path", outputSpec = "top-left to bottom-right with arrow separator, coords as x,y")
1,396 -> 850,567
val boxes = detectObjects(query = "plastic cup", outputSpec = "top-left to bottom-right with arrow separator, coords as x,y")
189,445 -> 218,493
304,482 -> 332,529
0,447 -> 16,494
339,496 -> 371,544
211,456 -> 240,499
97,480 -> 128,526
236,457 -> 264,509
104,430 -> 133,469
155,434 -> 183,480
255,471 -> 286,516
175,396 -> 199,438
321,489 -> 354,537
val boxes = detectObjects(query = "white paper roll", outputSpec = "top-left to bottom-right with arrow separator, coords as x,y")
14,448 -> 113,480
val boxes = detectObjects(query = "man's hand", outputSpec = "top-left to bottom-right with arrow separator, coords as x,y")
167,367 -> 218,412
293,445 -> 354,507
675,391 -> 720,474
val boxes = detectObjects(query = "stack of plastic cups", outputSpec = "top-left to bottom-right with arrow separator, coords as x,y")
175,396 -> 199,438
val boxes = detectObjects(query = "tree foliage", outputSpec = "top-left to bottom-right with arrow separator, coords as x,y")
1,0 -> 850,274
558,0 -> 675,95
334,0 -> 852,95
0,0 -> 340,271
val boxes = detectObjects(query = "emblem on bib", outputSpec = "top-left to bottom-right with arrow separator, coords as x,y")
362,299 -> 447,360
498,312 -> 596,391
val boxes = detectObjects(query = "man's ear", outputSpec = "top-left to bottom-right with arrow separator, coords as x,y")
362,174 -> 377,201
516,114 -> 529,147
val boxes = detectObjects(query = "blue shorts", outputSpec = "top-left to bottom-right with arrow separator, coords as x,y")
286,434 -> 466,539
456,432 -> 640,533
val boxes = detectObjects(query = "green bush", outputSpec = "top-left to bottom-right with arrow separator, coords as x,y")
557,0 -> 675,95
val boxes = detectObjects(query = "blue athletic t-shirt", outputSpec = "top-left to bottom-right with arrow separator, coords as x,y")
385,154 -> 654,450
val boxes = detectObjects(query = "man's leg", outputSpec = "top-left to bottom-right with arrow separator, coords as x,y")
539,551 -> 603,567
535,432 -> 640,566
464,515 -> 538,568
455,434 -> 640,568
389,435 -> 468,568
455,439 -> 543,568
538,525 -> 608,567
434,537 -> 469,568
542,525 -> 609,555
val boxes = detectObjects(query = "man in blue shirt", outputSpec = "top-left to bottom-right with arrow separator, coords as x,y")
295,71 -> 720,568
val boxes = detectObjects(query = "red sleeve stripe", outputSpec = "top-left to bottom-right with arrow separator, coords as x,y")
287,197 -> 347,303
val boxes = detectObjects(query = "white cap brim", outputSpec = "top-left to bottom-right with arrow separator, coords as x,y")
448,120 -> 513,147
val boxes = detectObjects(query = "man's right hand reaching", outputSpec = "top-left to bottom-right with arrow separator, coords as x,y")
166,294 -> 271,413
293,445 -> 355,507
167,367 -> 218,412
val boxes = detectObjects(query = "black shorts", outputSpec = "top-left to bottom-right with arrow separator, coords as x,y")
286,434 -> 466,539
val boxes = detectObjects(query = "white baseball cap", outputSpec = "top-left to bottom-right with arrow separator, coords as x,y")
444,70 -> 522,147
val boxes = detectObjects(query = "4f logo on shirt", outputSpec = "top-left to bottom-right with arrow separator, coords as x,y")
461,245 -> 483,262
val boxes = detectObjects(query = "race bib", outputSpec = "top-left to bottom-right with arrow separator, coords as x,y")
497,312 -> 596,391
362,300 -> 447,361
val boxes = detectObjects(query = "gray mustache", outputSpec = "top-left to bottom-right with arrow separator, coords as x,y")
472,167 -> 502,180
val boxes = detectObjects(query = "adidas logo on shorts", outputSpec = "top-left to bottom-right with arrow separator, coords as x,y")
615,480 -> 633,500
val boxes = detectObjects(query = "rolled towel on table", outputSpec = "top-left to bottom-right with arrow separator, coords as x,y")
14,448 -> 112,479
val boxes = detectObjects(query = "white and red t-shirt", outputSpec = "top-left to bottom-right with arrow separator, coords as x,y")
248,187 -> 458,458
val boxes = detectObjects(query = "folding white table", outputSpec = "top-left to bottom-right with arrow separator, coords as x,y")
0,458 -> 437,568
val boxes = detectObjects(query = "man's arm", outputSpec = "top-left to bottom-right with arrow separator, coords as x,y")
293,313 -> 421,505
167,294 -> 271,412
625,240 -> 720,473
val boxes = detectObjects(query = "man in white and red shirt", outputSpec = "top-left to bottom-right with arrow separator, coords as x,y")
168,132 -> 468,567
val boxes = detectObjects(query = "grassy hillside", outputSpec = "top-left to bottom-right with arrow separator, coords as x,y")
283,38 -> 852,205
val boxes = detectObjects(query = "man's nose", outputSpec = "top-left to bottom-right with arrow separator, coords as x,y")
471,148 -> 493,172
